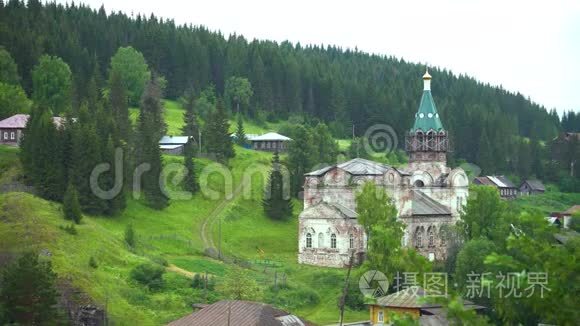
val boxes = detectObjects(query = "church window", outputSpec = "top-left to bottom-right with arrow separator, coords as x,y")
415,227 -> 424,248
414,180 -> 425,187
349,234 -> 354,249
428,227 -> 435,247
318,233 -> 324,248
306,233 -> 312,248
331,234 -> 337,249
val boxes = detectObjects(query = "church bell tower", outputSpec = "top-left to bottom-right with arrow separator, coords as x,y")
405,69 -> 449,164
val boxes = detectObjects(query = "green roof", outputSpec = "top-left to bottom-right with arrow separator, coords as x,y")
411,90 -> 444,132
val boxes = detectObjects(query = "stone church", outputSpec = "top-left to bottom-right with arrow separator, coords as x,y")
298,71 -> 469,268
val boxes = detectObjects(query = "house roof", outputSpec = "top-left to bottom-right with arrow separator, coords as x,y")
411,190 -> 452,216
251,132 -> 292,141
166,300 -> 308,326
563,205 -> 580,215
305,158 -> 391,177
299,201 -> 358,219
521,179 -> 545,191
232,133 -> 259,140
159,136 -> 191,145
475,175 -> 516,189
159,144 -> 183,150
374,286 -> 483,311
0,114 -> 67,129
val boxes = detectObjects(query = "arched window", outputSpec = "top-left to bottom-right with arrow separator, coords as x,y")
414,180 -> 425,188
331,234 -> 337,249
427,130 -> 435,150
415,227 -> 424,248
349,234 -> 354,249
428,227 -> 435,247
306,233 -> 312,248
417,131 -> 425,151
318,233 -> 324,248
440,229 -> 447,247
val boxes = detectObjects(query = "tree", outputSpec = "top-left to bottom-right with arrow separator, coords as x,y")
263,151 -> 293,220
32,55 -> 72,115
136,77 -> 169,209
63,182 -> 82,223
477,129 -> 494,174
109,46 -> 151,106
0,46 -> 20,85
458,185 -> 515,250
183,144 -> 199,193
0,82 -> 31,119
217,266 -> 261,301
130,263 -> 165,290
109,70 -> 131,142
287,125 -> 315,197
356,182 -> 403,272
224,76 -> 253,113
454,238 -> 496,301
181,91 -> 199,139
0,252 -> 59,325
235,113 -> 247,146
348,137 -> 370,159
203,99 -> 234,161
124,224 -> 136,248
312,122 -> 338,165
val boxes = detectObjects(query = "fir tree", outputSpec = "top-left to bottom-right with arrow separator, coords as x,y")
183,143 -> 199,193
203,99 -> 234,161
109,70 -> 131,142
235,113 -> 247,146
263,151 -> 293,220
287,125 -> 315,197
0,252 -> 59,325
136,77 -> 169,209
102,136 -> 126,216
477,129 -> 494,174
181,91 -> 199,139
63,182 -> 82,223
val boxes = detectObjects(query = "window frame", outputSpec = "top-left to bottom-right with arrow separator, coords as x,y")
331,234 -> 337,249
306,233 -> 312,248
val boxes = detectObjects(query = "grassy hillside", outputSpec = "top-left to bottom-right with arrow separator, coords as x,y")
0,100 -> 368,325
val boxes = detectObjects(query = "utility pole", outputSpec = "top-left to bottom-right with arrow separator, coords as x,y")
218,217 -> 222,260
338,252 -> 355,326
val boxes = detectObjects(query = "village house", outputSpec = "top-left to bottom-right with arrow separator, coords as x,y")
0,114 -> 66,146
158,135 -> 192,155
473,175 -> 518,199
368,286 -> 485,325
550,205 -> 580,229
166,300 -> 310,326
298,71 -> 469,267
251,132 -> 292,152
519,179 -> 545,195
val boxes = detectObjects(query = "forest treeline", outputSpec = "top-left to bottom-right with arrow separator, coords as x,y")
1,0 -> 579,178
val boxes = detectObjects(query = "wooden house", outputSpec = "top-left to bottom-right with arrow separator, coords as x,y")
0,114 -> 66,146
473,175 -> 518,199
159,136 -> 192,155
519,179 -> 545,195
251,132 -> 292,152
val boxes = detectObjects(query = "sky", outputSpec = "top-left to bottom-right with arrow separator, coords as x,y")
54,0 -> 580,114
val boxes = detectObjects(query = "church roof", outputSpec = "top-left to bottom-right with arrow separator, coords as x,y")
299,201 -> 358,219
411,190 -> 452,216
411,90 -> 444,133
305,158 -> 391,176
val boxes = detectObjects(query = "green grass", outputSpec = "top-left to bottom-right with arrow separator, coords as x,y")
512,187 -> 580,214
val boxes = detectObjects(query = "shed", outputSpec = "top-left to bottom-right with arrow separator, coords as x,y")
0,114 -> 67,146
159,135 -> 192,155
519,179 -> 545,195
473,175 -> 518,199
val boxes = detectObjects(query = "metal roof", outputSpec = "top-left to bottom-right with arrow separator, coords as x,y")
166,300 -> 308,326
159,144 -> 183,150
299,201 -> 358,219
0,114 -> 67,129
159,136 -> 191,145
306,158 -> 391,177
411,190 -> 452,216
475,176 -> 516,189
411,90 -> 445,133
375,286 -> 437,308
521,179 -> 545,191
251,132 -> 292,141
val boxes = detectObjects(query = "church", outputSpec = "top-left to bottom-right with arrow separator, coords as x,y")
298,71 -> 469,268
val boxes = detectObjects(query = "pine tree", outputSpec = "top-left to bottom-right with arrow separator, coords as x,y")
235,113 -> 247,146
183,143 -> 199,193
312,122 -> 338,164
477,129 -> 494,174
203,99 -> 234,161
287,125 -> 315,197
0,252 -> 59,325
63,182 -> 82,224
109,70 -> 131,142
136,77 -> 169,209
263,151 -> 293,220
102,136 -> 126,216
181,91 -> 199,139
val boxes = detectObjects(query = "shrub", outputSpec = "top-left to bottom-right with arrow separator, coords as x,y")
150,256 -> 168,267
88,256 -> 98,269
130,263 -> 165,290
124,224 -> 135,248
59,224 -> 77,235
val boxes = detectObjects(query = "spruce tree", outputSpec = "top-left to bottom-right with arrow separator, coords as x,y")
312,122 -> 338,164
136,77 -> 169,209
109,70 -> 131,143
263,151 -> 293,220
477,129 -> 494,174
63,182 -> 82,223
203,99 -> 234,161
287,125 -> 315,197
102,136 -> 126,216
183,143 -> 199,193
235,112 -> 247,146
181,91 -> 199,139
0,252 -> 59,325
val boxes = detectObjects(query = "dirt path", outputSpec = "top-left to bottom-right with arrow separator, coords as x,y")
166,264 -> 196,278
199,178 -> 250,250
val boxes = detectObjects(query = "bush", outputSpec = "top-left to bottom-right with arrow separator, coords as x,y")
150,256 -> 168,267
88,256 -> 98,269
124,224 -> 135,248
130,263 -> 165,290
59,224 -> 77,235
264,285 -> 320,310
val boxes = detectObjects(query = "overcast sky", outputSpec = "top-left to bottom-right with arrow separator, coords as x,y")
54,0 -> 580,114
